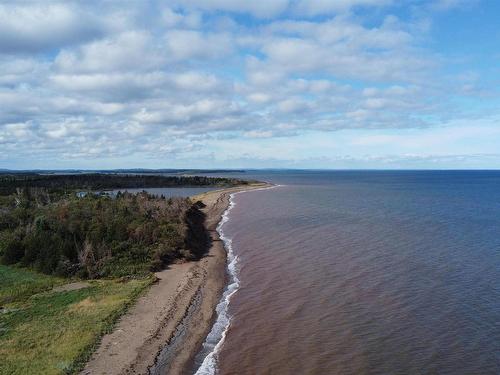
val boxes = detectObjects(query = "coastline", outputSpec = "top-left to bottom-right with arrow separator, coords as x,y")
81,182 -> 271,375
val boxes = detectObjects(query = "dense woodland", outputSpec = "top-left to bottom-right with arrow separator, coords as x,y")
0,173 -> 247,196
0,174 -> 239,278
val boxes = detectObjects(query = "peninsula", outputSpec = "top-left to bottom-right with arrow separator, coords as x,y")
0,172 -> 269,374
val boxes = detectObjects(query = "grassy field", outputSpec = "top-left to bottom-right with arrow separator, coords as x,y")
0,265 -> 66,305
0,265 -> 153,374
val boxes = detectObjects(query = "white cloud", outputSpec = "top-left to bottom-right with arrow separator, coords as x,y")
49,72 -> 167,94
0,0 -> 496,167
255,16 -> 430,83
277,98 -> 311,113
170,72 -> 221,91
0,3 -> 107,54
162,8 -> 203,29
54,31 -> 163,73
165,30 -> 233,60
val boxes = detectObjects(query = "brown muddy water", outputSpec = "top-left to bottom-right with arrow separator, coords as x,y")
193,171 -> 500,375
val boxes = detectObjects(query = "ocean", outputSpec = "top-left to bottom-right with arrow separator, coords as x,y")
194,171 -> 500,375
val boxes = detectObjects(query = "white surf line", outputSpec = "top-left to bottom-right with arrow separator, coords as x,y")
194,184 -> 281,375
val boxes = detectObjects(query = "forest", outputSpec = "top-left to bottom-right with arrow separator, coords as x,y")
0,173 -> 247,196
0,174 -> 238,278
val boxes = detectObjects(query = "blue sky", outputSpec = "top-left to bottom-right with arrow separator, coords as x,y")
0,0 -> 499,169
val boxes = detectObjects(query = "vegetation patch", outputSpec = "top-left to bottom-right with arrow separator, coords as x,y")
0,266 -> 152,374
0,265 -> 65,305
0,173 -> 233,373
0,173 -> 247,196
0,190 -> 211,278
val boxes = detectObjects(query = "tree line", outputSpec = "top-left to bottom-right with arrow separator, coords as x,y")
0,173 -> 247,196
0,174 -> 241,278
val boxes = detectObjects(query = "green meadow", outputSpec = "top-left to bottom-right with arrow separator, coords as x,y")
0,265 -> 152,374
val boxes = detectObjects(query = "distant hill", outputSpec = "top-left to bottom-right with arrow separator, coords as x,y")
0,169 -> 246,174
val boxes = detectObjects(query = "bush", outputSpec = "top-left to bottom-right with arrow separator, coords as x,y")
55,256 -> 80,277
184,205 -> 211,260
1,231 -> 25,265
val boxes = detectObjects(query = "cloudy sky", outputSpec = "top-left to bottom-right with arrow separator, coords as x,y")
1,0 -> 499,169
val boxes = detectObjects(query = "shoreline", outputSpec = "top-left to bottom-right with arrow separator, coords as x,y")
81,182 -> 272,375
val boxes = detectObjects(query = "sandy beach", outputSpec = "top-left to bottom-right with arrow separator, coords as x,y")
81,183 -> 270,375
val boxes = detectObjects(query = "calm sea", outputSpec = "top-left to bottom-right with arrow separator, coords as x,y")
194,171 -> 500,375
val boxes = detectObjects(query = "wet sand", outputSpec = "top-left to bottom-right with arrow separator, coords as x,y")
81,183 -> 270,375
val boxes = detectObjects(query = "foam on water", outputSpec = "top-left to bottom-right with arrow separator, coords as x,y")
208,171 -> 500,375
194,185 -> 279,375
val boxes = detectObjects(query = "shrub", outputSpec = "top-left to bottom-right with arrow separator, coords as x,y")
1,230 -> 25,265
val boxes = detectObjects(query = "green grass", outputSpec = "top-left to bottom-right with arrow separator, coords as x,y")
0,265 -> 153,374
0,265 -> 66,305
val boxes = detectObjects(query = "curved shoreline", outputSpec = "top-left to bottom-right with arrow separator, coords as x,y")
194,183 -> 280,374
192,190 -> 240,374
81,183 -> 271,375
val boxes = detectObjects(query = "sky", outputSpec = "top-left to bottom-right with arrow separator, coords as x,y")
0,0 -> 499,170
